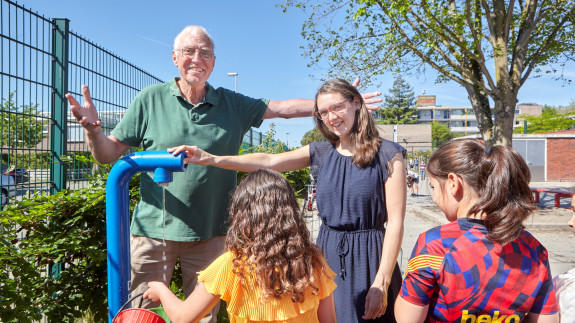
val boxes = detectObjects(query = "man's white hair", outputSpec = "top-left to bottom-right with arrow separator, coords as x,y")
173,25 -> 215,51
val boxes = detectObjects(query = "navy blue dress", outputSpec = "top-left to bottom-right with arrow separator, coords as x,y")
310,141 -> 405,322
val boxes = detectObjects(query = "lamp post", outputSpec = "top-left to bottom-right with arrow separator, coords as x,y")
286,132 -> 290,150
227,72 -> 238,92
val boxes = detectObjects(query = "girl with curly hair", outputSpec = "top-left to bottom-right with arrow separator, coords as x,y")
144,169 -> 337,322
169,78 -> 407,322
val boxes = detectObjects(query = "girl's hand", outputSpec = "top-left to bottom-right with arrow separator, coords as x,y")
143,281 -> 169,303
168,145 -> 213,165
362,282 -> 388,320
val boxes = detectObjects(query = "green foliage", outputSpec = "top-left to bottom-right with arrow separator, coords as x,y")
237,123 -> 311,197
378,75 -> 417,124
0,173 -> 141,322
252,123 -> 286,154
1,92 -> 46,149
300,127 -> 325,146
431,122 -> 456,148
281,0 -> 575,145
514,105 -> 575,134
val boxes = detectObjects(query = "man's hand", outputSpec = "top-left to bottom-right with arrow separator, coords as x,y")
65,85 -> 102,134
353,77 -> 383,111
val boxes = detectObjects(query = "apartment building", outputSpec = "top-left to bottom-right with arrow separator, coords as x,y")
413,94 -> 542,135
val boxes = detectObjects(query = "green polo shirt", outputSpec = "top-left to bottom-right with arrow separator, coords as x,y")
111,78 -> 268,241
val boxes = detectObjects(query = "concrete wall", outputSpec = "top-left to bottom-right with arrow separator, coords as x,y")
376,124 -> 432,153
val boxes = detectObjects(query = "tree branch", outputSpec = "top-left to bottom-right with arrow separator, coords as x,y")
521,4 -> 575,86
503,0 -> 516,43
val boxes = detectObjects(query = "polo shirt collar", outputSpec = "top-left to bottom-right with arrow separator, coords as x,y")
170,78 -> 218,106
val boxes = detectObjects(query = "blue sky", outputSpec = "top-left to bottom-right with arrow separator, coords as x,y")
17,0 -> 575,147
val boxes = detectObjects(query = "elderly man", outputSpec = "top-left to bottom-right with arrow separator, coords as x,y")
66,25 -> 381,322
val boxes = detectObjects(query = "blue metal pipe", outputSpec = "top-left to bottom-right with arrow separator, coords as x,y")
106,151 -> 186,322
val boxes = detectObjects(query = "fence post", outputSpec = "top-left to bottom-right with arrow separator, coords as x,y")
50,18 -> 70,194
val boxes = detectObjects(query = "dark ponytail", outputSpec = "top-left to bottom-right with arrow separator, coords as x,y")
427,139 -> 535,245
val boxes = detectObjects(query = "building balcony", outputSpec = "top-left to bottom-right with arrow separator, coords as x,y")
450,126 -> 480,134
449,115 -> 475,121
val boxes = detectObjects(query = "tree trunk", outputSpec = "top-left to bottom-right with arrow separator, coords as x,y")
467,87 -> 493,141
490,98 -> 516,147
467,88 -> 516,147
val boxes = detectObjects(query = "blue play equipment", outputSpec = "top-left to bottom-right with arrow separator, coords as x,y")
106,151 -> 186,322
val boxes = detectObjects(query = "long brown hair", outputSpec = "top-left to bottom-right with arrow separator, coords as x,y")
226,169 -> 328,303
313,78 -> 382,167
427,139 -> 535,245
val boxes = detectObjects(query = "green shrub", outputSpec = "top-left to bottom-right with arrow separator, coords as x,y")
0,173 -> 140,322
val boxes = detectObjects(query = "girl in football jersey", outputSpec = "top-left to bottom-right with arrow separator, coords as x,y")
395,139 -> 558,323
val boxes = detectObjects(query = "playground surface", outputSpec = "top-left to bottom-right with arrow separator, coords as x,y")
304,180 -> 575,277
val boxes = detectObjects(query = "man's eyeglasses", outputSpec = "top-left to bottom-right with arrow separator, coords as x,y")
316,99 -> 351,120
177,48 -> 214,60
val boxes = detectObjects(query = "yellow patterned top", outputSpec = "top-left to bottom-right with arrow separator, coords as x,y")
199,251 -> 337,323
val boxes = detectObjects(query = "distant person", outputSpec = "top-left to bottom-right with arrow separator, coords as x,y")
65,26 -> 381,321
551,192 -> 575,322
169,78 -> 406,322
419,160 -> 426,180
406,169 -> 419,196
395,139 -> 558,322
408,157 -> 414,170
144,169 -> 337,322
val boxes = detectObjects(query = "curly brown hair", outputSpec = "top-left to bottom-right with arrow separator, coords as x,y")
225,169 -> 329,303
427,139 -> 535,245
313,78 -> 382,167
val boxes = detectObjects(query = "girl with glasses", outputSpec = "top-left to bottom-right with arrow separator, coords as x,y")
169,78 -> 407,322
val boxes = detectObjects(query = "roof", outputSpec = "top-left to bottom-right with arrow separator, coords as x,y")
538,129 -> 575,135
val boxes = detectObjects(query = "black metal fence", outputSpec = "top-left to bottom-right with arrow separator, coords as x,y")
0,0 -> 163,206
0,0 -> 266,208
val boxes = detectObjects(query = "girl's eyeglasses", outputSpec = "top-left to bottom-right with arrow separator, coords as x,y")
316,98 -> 351,120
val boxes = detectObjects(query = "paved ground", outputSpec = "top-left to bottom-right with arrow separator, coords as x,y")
304,179 -> 575,278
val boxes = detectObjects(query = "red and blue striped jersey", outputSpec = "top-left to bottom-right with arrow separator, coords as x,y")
401,218 -> 557,322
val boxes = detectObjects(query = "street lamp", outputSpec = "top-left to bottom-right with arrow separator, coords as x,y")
286,132 -> 290,150
227,72 -> 238,92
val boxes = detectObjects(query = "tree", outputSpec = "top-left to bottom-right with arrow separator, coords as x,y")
249,123 -> 310,196
379,75 -> 417,124
300,127 -> 325,146
432,122 -> 456,148
281,1 -> 575,146
514,105 -> 575,133
253,123 -> 286,154
1,92 -> 46,150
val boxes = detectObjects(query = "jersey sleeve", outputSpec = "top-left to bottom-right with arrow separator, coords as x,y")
400,229 -> 445,306
530,246 -> 558,315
